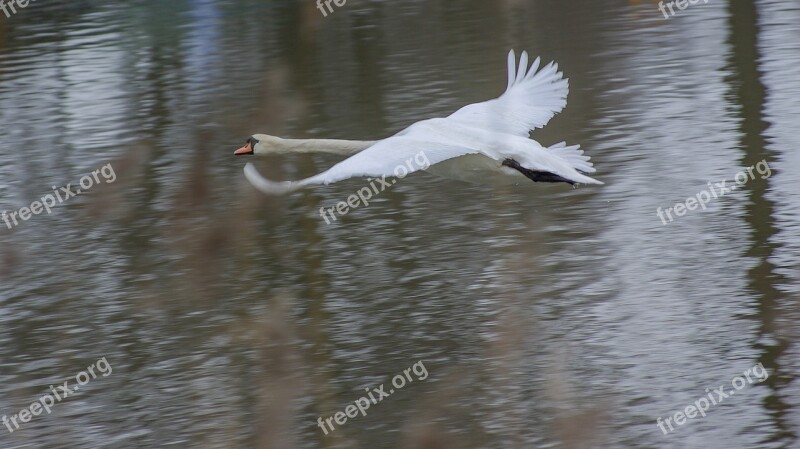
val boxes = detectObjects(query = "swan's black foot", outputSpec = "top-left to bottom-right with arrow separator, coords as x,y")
502,158 -> 575,185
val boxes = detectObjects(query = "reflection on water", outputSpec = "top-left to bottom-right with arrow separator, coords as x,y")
1,0 -> 800,448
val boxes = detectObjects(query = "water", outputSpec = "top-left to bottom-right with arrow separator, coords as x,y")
1,0 -> 799,448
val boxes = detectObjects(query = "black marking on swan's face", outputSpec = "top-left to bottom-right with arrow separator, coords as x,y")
235,136 -> 260,156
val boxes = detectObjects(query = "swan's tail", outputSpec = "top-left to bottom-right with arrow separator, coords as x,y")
547,142 -> 603,184
548,142 -> 594,173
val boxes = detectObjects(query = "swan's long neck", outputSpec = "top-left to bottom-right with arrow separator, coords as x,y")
277,138 -> 377,156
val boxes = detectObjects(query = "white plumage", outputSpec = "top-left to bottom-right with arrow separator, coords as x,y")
240,50 -> 602,194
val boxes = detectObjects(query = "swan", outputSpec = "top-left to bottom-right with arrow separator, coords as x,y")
236,50 -> 602,194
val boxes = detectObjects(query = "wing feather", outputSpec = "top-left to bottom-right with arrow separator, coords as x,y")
449,50 -> 569,136
243,135 -> 482,194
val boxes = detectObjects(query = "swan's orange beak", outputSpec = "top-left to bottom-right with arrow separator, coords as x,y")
234,142 -> 254,156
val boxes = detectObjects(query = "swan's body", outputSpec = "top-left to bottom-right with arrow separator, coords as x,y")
236,50 -> 602,194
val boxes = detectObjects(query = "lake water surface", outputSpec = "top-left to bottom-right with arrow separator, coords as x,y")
1,1 -> 799,448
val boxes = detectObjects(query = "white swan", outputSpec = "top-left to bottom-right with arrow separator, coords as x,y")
236,50 -> 602,194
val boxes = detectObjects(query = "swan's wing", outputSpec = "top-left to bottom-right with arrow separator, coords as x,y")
447,50 -> 569,136
243,135 -> 483,194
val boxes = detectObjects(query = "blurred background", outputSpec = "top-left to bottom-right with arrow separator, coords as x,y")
1,0 -> 799,448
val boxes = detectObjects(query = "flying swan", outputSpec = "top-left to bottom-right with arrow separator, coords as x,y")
236,50 -> 602,193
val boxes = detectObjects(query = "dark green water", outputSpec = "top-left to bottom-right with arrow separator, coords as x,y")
1,0 -> 799,448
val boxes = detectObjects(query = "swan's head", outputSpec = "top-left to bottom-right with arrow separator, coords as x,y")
234,134 -> 277,156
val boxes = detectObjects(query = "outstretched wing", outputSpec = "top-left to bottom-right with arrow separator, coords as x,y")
244,134 -> 483,194
447,50 -> 569,136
